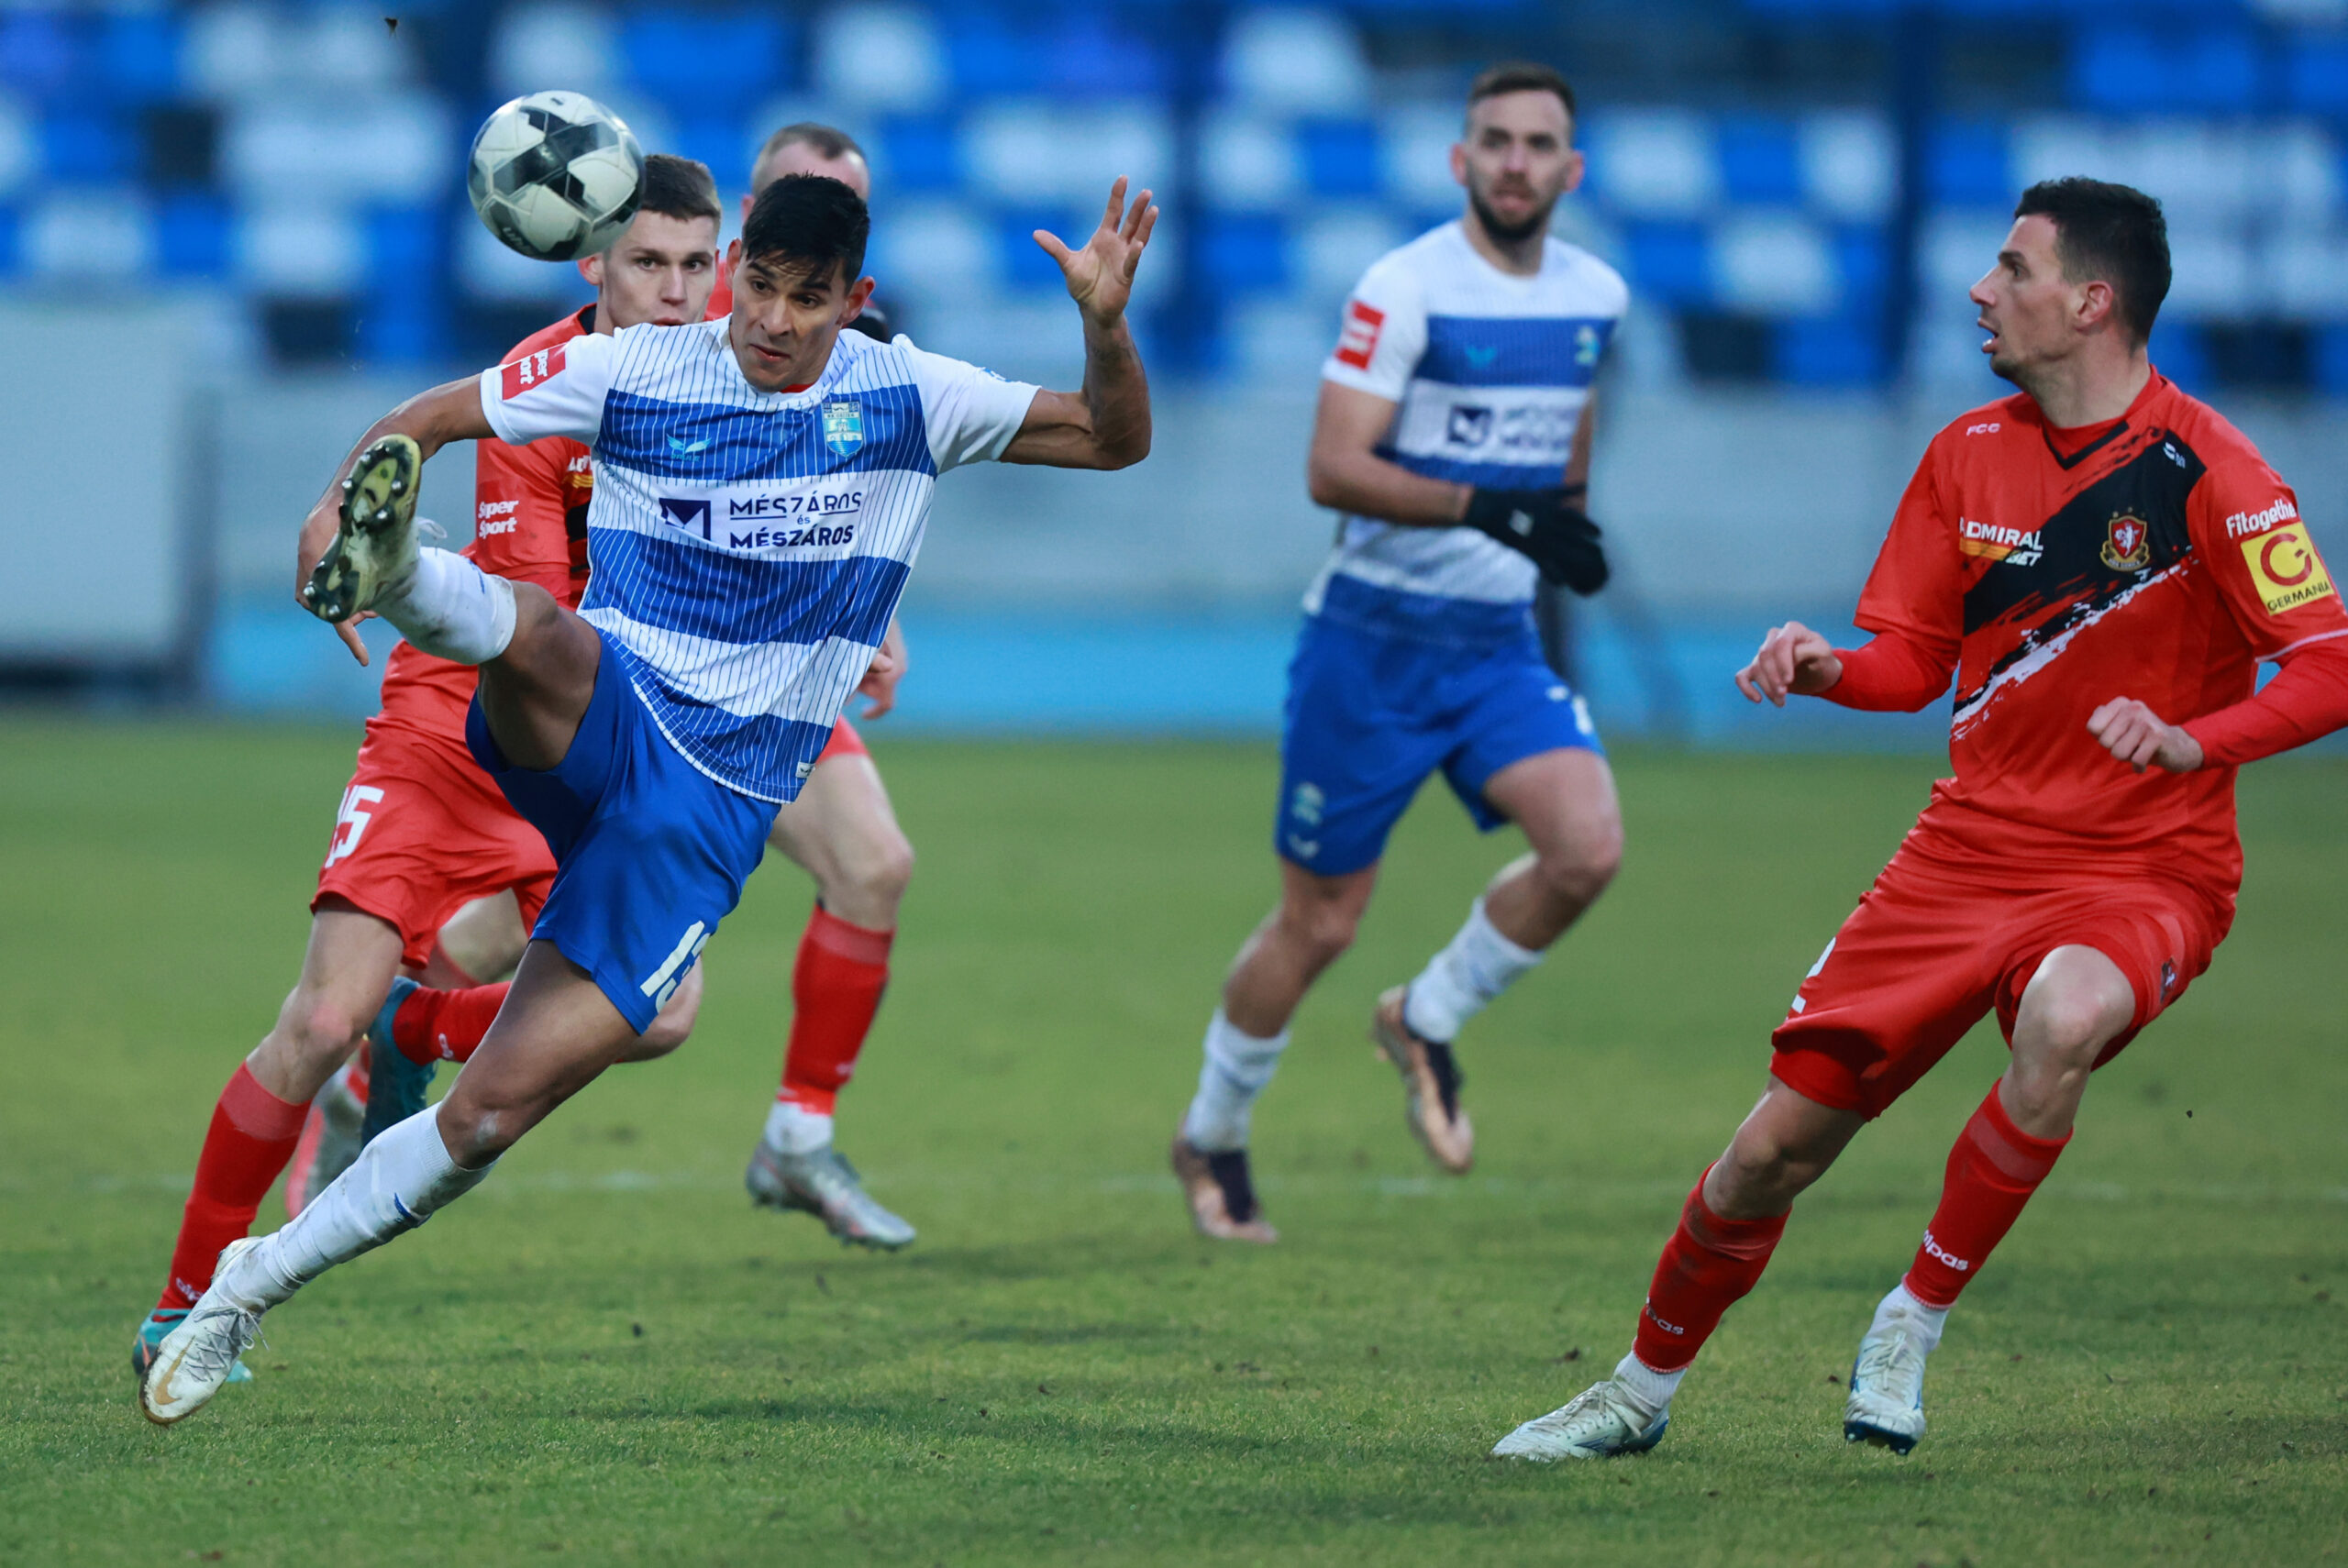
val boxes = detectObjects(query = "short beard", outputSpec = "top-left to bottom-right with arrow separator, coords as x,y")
1469,187 -> 1553,246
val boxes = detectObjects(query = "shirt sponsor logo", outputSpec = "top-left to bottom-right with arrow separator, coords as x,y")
1965,422 -> 2001,436
1447,404 -> 1492,445
478,497 -> 521,536
725,490 -> 863,520
2100,512 -> 2151,572
822,398 -> 864,458
1957,517 -> 2043,566
499,341 -> 566,399
2241,523 -> 2336,616
658,497 -> 712,539
728,523 -> 858,550
1335,300 -> 1384,370
2225,497 -> 2298,539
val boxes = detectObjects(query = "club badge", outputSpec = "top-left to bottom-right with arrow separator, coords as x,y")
2100,512 -> 2151,571
822,398 -> 864,458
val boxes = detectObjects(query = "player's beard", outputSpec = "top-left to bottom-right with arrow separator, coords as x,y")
1469,182 -> 1556,246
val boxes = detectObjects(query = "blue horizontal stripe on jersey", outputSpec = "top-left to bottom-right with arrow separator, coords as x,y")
583,526 -> 908,649
1377,446 -> 1568,491
606,639 -> 838,799
598,381 -> 934,483
1416,315 -> 1614,389
1311,569 -> 1536,649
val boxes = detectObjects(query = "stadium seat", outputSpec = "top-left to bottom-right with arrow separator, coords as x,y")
1295,206 -> 1407,300
1712,212 -> 1839,315
0,205 -> 17,278
2284,32 -> 2348,116
1589,110 -> 1721,217
1622,221 -> 1712,305
965,103 -> 1172,204
0,97 -> 28,195
2314,323 -> 2348,397
1220,8 -> 1371,113
1716,116 -> 1804,206
1297,118 -> 1382,198
620,10 -> 792,117
1774,315 -> 1886,387
96,10 -> 182,104
490,3 -> 620,99
40,109 -> 134,184
1926,120 -> 2009,207
1202,110 -> 1302,210
237,203 -> 361,296
2147,319 -> 2209,392
154,192 -> 232,279
0,10 -> 79,101
878,114 -> 963,193
814,4 -> 947,111
1797,111 -> 1896,221
1202,212 -> 1292,294
24,188 -> 151,280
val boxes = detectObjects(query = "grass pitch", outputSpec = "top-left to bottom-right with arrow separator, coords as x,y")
1,718 -> 2342,1565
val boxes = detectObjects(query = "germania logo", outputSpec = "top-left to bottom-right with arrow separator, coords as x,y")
1957,517 -> 2042,565
2225,497 -> 2298,539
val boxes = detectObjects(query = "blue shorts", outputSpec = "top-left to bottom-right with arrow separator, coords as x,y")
467,630 -> 772,1033
1275,613 -> 1600,877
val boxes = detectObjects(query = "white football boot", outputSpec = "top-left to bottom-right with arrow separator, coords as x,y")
302,434 -> 423,624
138,1238 -> 269,1425
1844,1292 -> 1939,1454
1491,1379 -> 1669,1461
746,1140 -> 916,1251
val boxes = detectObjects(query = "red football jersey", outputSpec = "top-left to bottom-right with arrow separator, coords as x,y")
1858,371 -> 2348,900
372,306 -> 596,746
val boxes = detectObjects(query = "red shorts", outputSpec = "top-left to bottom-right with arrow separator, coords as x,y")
312,719 -> 558,969
817,717 -> 867,763
1771,839 -> 2228,1119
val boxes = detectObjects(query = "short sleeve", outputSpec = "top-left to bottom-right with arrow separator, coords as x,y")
2188,458 -> 2348,660
1853,436 -> 1965,653
480,329 -> 615,447
896,337 -> 1041,471
1321,255 -> 1426,402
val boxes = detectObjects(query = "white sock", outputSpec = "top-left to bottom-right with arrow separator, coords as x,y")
1614,1351 -> 1686,1415
1873,1281 -> 1949,1353
764,1098 -> 834,1155
222,1109 -> 493,1310
378,545 -> 517,665
1180,1010 -> 1289,1152
1402,897 -> 1543,1043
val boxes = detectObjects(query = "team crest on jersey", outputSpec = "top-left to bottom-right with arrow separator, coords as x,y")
2100,512 -> 2151,571
822,399 -> 864,458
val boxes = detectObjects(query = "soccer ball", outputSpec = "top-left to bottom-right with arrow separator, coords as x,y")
467,91 -> 644,262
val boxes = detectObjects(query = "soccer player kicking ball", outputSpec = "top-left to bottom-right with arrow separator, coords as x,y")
1492,178 -> 2348,1461
1173,64 -> 1624,1242
138,171 -> 1155,1425
129,155 -> 726,1386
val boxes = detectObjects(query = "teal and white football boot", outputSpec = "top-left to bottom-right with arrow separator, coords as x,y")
360,977 -> 431,1147
747,1140 -> 915,1251
132,1309 -> 251,1387
1844,1295 -> 1936,1454
1490,1379 -> 1669,1462
302,433 -> 423,624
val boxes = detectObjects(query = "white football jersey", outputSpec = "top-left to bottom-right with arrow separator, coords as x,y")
1305,221 -> 1627,645
482,320 -> 1037,801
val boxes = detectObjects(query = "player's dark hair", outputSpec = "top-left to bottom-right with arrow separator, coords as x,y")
1467,62 -> 1577,127
754,121 -> 866,188
2013,178 -> 2170,347
740,173 -> 869,289
632,153 -> 722,228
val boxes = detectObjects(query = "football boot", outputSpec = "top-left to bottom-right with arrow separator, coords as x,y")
1370,987 -> 1473,1173
746,1140 -> 916,1251
302,434 -> 423,624
1170,1133 -> 1278,1243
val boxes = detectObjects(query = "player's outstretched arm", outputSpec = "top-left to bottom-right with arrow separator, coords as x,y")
293,378 -> 495,663
2088,698 -> 2204,773
1735,621 -> 1845,707
1002,178 -> 1156,470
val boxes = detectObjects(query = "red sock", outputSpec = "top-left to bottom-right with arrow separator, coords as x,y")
391,982 -> 509,1065
158,1064 -> 307,1311
777,906 -> 892,1115
1903,1082 -> 2070,1309
1631,1165 -> 1790,1373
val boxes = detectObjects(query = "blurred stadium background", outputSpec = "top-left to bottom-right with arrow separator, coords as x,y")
2,0 -> 2345,745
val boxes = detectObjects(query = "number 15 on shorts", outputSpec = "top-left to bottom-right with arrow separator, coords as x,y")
327,785 -> 385,867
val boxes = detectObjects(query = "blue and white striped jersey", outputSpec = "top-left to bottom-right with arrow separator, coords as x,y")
1305,221 -> 1627,646
481,320 -> 1038,802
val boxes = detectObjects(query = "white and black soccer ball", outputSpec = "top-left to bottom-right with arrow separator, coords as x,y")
467,91 -> 644,262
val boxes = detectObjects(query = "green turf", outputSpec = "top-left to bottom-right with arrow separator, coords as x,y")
1,717 -> 2342,1565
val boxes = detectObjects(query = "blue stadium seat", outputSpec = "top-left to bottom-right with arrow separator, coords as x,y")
1623,222 -> 1712,305
1201,213 -> 1290,294
96,10 -> 179,103
1041,15 -> 1167,97
2315,325 -> 2348,398
880,115 -> 962,193
40,108 -> 134,182
2285,34 -> 2348,116
670,115 -> 748,196
0,10 -> 80,100
1831,224 -> 1890,310
944,13 -> 1051,96
0,205 -> 20,278
2148,319 -> 2207,393
2171,26 -> 2261,112
2069,26 -> 2165,113
998,208 -> 1081,292
1716,116 -> 1803,205
1775,315 -> 1886,387
1297,119 -> 1381,198
1927,120 -> 2009,206
153,193 -> 231,278
619,10 -> 792,116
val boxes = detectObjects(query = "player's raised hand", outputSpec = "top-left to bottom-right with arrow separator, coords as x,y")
1035,178 -> 1157,326
2088,697 -> 2204,773
1735,621 -> 1843,706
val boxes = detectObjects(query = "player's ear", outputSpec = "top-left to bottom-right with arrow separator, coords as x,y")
841,274 -> 876,326
2076,278 -> 2117,335
1559,145 -> 1587,196
579,251 -> 604,289
1449,139 -> 1469,191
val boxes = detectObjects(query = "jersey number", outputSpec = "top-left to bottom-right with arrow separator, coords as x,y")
326,785 -> 385,867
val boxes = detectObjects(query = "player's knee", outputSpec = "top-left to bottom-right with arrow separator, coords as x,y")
637,995 -> 699,1055
2021,978 -> 2132,1062
846,829 -> 914,913
280,991 -> 371,1066
1281,898 -> 1361,965
1535,826 -> 1622,905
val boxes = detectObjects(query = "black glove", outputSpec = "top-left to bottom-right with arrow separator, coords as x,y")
1462,487 -> 1608,595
